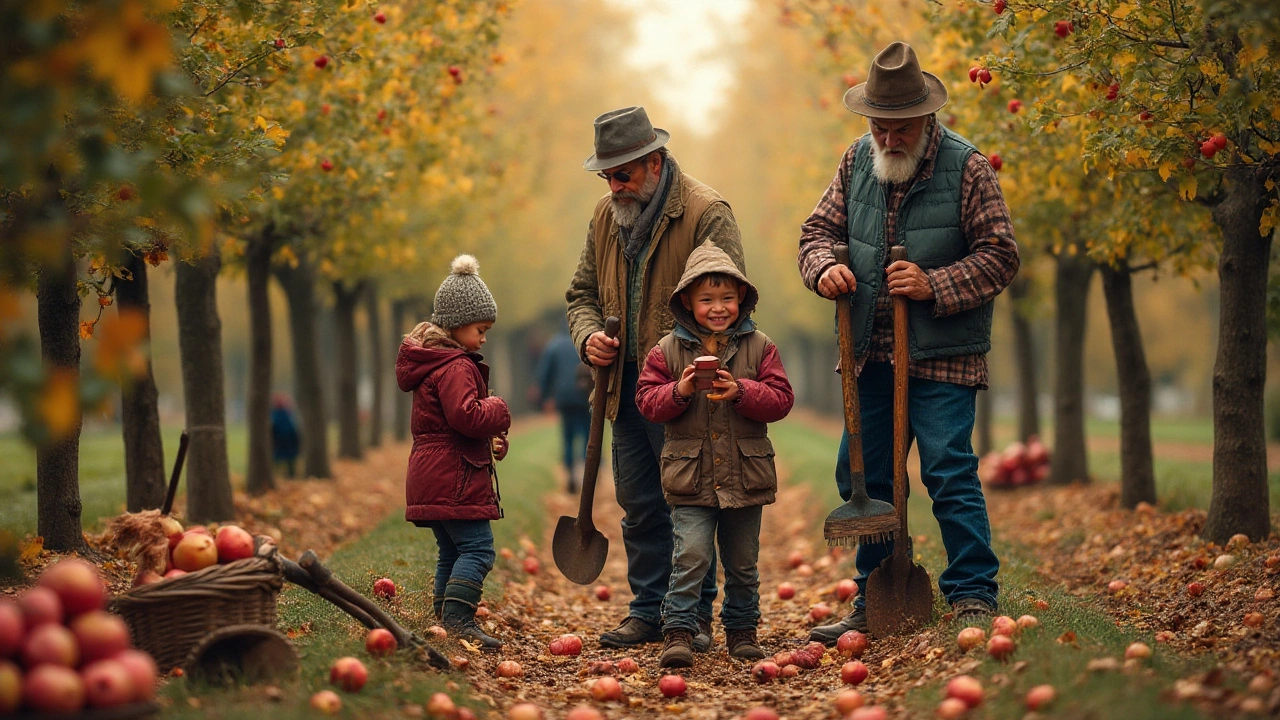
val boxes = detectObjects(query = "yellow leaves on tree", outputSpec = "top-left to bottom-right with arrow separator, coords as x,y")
80,0 -> 174,103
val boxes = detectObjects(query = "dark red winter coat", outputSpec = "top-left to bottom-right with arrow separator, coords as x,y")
396,323 -> 511,522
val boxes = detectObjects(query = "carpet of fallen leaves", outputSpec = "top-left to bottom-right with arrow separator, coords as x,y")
9,419 -> 1279,719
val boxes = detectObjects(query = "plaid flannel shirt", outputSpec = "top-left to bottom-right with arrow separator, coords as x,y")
797,120 -> 1019,389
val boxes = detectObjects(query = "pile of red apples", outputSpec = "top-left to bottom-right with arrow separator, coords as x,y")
979,436 -> 1050,488
2,558 -> 159,714
132,518 -> 257,586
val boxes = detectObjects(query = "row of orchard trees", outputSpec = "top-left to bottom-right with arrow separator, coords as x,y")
0,0 -> 511,551
746,0 -> 1275,542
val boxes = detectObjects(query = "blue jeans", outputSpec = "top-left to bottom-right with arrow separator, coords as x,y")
662,505 -> 762,632
427,520 -> 496,598
613,362 -> 717,625
559,405 -> 590,471
837,362 -> 999,609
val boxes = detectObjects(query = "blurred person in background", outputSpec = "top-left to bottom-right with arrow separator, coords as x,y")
270,393 -> 301,478
534,321 -> 592,493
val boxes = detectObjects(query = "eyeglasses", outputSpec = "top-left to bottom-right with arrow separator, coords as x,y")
596,168 -> 632,183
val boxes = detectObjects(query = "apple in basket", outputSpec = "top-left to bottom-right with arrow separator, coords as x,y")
215,525 -> 255,563
172,532 -> 218,572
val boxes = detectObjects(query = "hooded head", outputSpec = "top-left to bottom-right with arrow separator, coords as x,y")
669,243 -> 758,336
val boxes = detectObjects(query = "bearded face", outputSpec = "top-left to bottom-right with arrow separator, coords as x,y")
609,156 -> 662,228
868,116 -> 930,185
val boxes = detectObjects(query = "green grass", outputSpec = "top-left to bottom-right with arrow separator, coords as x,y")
767,417 -> 1215,720
156,422 -> 561,720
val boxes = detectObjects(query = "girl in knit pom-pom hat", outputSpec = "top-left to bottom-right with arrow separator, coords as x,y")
396,254 -> 510,650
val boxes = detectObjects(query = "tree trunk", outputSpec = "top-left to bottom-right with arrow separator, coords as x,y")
390,298 -> 411,442
274,255 -> 331,479
1100,261 -> 1156,509
244,228 -> 275,495
175,250 -> 235,523
1204,168 -> 1272,542
36,245 -> 87,552
975,388 -> 992,457
1049,245 -> 1093,485
366,283 -> 384,449
116,251 -> 166,511
332,280 -> 364,460
1009,274 -> 1040,442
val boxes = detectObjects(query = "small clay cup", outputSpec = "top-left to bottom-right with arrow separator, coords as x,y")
693,356 -> 720,391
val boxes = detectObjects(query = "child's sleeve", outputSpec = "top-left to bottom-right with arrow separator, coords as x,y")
635,345 -> 688,424
438,364 -> 512,439
733,343 -> 794,423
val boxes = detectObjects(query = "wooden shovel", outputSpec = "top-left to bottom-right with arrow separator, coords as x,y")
552,316 -> 620,585
865,245 -> 934,636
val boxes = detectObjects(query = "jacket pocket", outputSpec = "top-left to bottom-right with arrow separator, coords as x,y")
737,437 -> 777,492
660,438 -> 704,496
456,445 -> 493,501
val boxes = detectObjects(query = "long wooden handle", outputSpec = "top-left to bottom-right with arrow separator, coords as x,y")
832,245 -> 868,502
890,245 -> 910,544
161,431 -> 189,516
577,317 -> 621,531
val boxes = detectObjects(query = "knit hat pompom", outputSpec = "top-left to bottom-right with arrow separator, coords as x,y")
431,253 -> 497,330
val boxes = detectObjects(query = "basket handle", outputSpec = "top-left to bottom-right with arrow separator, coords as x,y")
161,431 -> 189,516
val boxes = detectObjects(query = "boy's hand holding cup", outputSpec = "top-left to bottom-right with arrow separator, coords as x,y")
706,368 -> 739,403
677,364 -> 698,399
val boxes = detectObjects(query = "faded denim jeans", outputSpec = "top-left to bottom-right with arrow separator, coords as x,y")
662,504 -> 763,633
837,362 -> 999,609
426,520 -> 496,597
613,362 -> 717,626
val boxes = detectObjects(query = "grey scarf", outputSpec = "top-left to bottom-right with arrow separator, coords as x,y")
619,158 -> 674,262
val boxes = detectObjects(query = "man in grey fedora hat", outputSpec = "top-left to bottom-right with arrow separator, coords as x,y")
566,106 -> 745,654
797,42 -> 1020,641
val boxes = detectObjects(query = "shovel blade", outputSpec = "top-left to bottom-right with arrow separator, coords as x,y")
552,515 -> 609,585
865,552 -> 933,637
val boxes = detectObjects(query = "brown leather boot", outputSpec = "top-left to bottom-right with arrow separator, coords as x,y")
726,627 -> 765,661
659,628 -> 694,669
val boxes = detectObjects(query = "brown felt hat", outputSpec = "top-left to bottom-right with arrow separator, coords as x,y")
582,106 -> 670,172
842,42 -> 948,119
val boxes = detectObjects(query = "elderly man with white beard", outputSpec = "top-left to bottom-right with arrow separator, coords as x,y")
566,106 -> 744,650
797,42 -> 1020,642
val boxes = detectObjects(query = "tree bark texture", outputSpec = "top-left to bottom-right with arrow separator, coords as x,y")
116,251 -> 166,511
274,255 -> 331,479
1049,247 -> 1094,485
332,280 -> 364,460
390,298 -> 411,442
175,250 -> 235,522
36,246 -> 87,552
1100,262 -> 1156,509
1009,274 -> 1041,443
1205,168 -> 1272,542
366,283 -> 384,449
244,229 -> 275,495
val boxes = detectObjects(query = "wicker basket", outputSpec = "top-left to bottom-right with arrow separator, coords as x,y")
111,553 -> 284,671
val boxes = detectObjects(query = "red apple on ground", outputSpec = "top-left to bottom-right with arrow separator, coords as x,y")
0,660 -> 19,713
990,615 -> 1017,636
850,708 -> 888,720
834,688 -> 865,714
214,525 -> 255,563
744,707 -> 780,720
172,533 -> 218,572
594,585 -> 611,601
787,550 -> 804,568
113,649 -> 158,701
80,659 -> 134,707
1025,683 -> 1057,710
837,630 -> 868,658
18,586 -> 63,629
777,582 -> 796,600
945,675 -> 984,708
809,602 -> 832,622
615,657 -> 639,674
373,578 -> 396,599
836,579 -> 858,602
522,557 -> 540,575
428,625 -> 447,640
590,675 -> 622,702
1184,581 -> 1205,596
841,660 -> 869,685
957,626 -> 986,651
496,660 -> 523,678
508,704 -> 542,720
310,689 -> 342,714
779,664 -> 799,678
39,559 -> 106,616
1125,642 -> 1152,660
659,673 -> 687,697
69,610 -> 131,663
365,628 -> 396,657
936,697 -> 968,719
23,622 -> 79,667
328,656 -> 368,692
751,660 -> 780,683
1244,612 -> 1265,628
555,634 -> 582,656
426,691 -> 456,717
986,634 -> 1015,661
1107,579 -> 1128,594
587,659 -> 614,675
565,706 -> 603,720
1016,614 -> 1039,631
0,601 -> 23,657
23,664 -> 84,713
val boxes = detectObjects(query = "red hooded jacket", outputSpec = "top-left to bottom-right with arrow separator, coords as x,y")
396,323 -> 511,522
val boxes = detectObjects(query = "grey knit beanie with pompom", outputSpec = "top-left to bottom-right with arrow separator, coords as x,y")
431,254 -> 497,330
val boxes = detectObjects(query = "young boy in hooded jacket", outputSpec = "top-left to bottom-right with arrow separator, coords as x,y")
396,254 -> 511,651
635,242 -> 795,668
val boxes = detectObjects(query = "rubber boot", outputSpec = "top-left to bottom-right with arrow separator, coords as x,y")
441,579 -> 502,651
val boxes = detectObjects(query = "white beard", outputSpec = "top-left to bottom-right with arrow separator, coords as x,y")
609,162 -> 661,228
870,132 -> 928,184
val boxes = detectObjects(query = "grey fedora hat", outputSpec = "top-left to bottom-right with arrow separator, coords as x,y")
842,42 -> 948,119
582,106 -> 670,171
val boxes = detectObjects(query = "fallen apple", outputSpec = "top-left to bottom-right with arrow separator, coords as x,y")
849,707 -> 888,720
426,692 -> 456,717
1016,614 -> 1039,631
565,706 -> 603,720
309,690 -> 342,714
659,674 -> 687,698
556,634 -> 583,655
836,630 -> 868,658
1106,579 -> 1128,594
957,626 -> 986,651
936,697 -> 969,720
328,656 -> 368,692
594,585 -> 611,601
615,657 -> 639,674
809,602 -> 832,622
841,660 -> 869,685
787,550 -> 804,568
590,675 -> 622,702
522,557 -> 540,575
945,675 -> 983,708
428,625 -> 448,640
744,707 -> 780,720
836,579 -> 858,602
1025,683 -> 1057,710
779,664 -> 799,678
751,660 -> 780,684
986,634 -> 1015,661
496,660 -> 524,678
1243,612 -> 1265,629
508,703 -> 542,720
1125,642 -> 1152,660
990,615 -> 1017,636
834,688 -> 864,714
373,578 -> 397,599
365,628 -> 396,657
777,582 -> 796,600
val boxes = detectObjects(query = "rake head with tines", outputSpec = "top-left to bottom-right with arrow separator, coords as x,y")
823,493 -> 898,547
